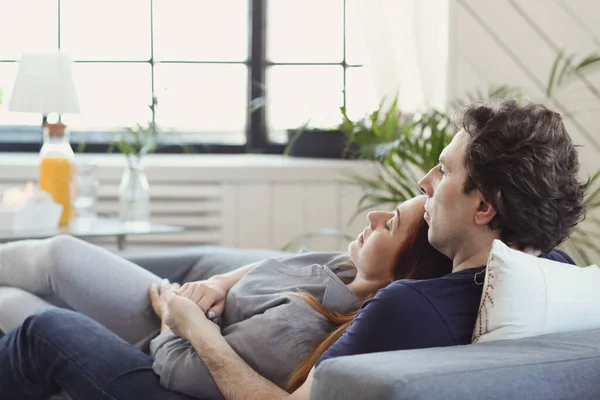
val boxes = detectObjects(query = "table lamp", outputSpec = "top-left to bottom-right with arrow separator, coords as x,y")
8,52 -> 81,226
8,51 -> 80,130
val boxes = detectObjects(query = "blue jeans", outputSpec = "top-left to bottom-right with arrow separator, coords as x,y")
0,308 -> 195,400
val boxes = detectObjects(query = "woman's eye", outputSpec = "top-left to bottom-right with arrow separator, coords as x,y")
385,220 -> 391,230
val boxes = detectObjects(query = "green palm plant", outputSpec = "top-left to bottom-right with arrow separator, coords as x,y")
546,51 -> 600,100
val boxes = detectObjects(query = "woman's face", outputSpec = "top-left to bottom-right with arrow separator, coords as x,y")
349,195 -> 427,282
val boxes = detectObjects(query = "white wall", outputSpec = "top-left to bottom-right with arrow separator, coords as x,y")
448,0 -> 600,175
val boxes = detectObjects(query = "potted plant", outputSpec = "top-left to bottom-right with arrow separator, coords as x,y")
285,121 -> 357,159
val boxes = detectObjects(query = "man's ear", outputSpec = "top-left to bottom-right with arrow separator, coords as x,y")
474,194 -> 496,226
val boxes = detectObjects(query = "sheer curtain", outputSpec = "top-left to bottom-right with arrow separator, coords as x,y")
358,0 -> 449,111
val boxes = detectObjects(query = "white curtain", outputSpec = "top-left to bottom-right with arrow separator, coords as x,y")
358,0 -> 450,111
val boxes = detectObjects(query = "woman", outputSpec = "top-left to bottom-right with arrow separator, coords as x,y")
0,196 -> 452,399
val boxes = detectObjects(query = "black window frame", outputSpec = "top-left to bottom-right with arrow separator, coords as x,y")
0,0 -> 359,155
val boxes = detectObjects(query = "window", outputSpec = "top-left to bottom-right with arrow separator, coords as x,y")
0,0 -> 374,153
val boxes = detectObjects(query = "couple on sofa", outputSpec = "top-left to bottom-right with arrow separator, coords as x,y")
0,99 -> 586,400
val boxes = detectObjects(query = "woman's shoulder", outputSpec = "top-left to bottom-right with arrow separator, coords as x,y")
225,252 -> 357,322
275,251 -> 351,270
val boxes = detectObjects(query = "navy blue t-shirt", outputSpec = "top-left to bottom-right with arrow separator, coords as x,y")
316,250 -> 575,366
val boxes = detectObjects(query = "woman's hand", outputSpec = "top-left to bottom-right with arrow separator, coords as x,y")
175,277 -> 229,319
162,290 -> 221,340
149,279 -> 181,320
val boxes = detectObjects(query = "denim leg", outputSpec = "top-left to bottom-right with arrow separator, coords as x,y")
0,308 -> 195,400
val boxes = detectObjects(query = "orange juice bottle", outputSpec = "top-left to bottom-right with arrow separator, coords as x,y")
39,122 -> 75,226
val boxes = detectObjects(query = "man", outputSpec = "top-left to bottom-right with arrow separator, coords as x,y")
161,99 -> 586,399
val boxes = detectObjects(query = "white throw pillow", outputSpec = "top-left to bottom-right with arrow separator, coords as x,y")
472,239 -> 600,344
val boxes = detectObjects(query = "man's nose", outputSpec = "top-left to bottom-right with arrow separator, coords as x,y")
418,169 -> 434,197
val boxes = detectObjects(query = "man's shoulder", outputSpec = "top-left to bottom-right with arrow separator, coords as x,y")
541,249 -> 576,265
356,281 -> 432,321
377,267 -> 484,301
363,273 -> 470,319
368,268 -> 486,328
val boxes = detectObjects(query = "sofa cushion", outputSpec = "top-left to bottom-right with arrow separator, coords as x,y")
473,240 -> 600,344
312,328 -> 600,400
120,246 -> 292,283
182,246 -> 293,282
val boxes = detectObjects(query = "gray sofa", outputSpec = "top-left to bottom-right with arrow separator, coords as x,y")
121,246 -> 600,400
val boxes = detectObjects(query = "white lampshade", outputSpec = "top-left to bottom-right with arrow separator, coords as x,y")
8,52 -> 80,115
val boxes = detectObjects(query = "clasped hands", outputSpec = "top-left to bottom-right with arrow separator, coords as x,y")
149,278 -> 225,340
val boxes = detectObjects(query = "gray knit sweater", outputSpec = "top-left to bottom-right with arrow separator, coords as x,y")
150,251 -> 359,399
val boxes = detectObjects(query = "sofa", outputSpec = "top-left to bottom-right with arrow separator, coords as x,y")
120,245 -> 600,400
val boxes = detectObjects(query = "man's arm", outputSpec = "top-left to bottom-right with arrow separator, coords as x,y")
188,321 -> 313,400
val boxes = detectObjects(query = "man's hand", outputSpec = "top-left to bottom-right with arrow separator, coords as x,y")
176,278 -> 229,319
162,290 -> 221,340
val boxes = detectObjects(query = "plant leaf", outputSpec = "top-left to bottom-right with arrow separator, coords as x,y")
546,51 -> 563,98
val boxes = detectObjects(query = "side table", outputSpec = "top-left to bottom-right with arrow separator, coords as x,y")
0,218 -> 185,250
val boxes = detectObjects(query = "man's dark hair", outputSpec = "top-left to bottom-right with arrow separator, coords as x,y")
455,99 -> 587,252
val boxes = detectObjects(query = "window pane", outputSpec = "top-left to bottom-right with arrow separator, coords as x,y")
154,64 -> 247,144
61,64 -> 152,131
267,66 -> 343,143
0,63 -> 43,128
346,0 -> 368,65
60,0 -> 150,60
267,0 -> 343,63
0,0 -> 58,59
154,0 -> 248,62
346,66 -> 379,120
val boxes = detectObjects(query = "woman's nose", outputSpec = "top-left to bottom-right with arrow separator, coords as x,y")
367,211 -> 388,229
366,211 -> 377,230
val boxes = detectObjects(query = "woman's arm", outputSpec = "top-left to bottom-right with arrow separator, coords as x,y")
176,262 -> 259,316
207,262 -> 259,293
150,262 -> 260,329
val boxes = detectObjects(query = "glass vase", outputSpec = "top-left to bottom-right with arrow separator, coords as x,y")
118,158 -> 150,223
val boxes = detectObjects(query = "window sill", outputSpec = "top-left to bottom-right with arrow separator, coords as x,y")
0,153 -> 376,182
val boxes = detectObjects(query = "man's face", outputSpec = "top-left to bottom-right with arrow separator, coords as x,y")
418,130 -> 481,258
